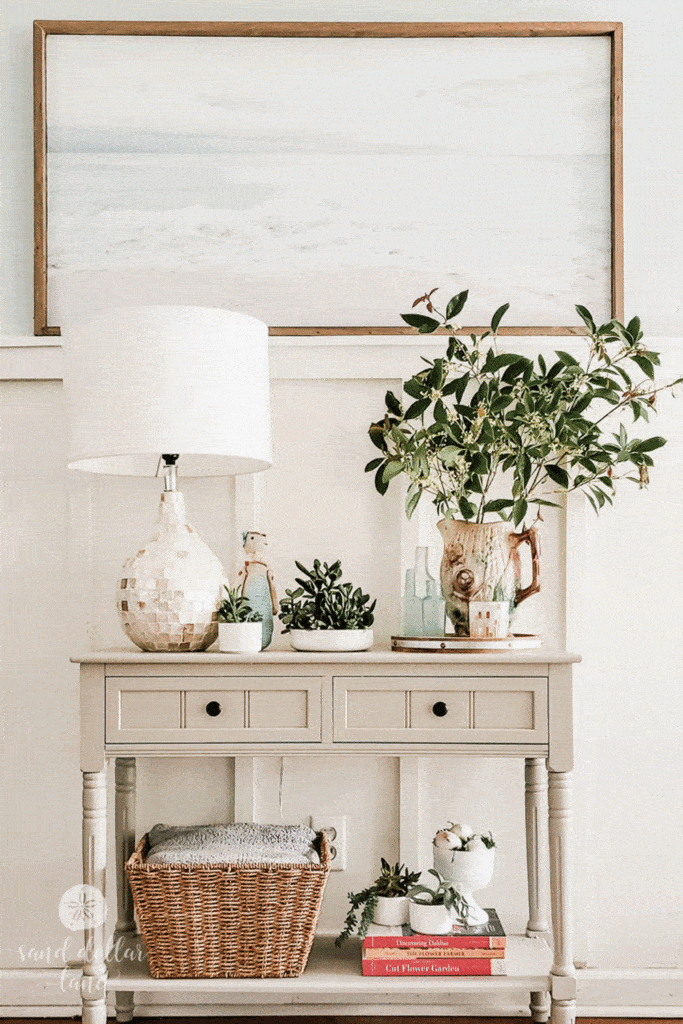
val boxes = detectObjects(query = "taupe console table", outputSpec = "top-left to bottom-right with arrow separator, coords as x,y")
74,648 -> 579,1024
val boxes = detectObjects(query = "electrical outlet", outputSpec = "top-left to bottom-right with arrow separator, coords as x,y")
311,815 -> 347,870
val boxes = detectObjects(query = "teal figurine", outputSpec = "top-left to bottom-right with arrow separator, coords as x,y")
236,531 -> 278,649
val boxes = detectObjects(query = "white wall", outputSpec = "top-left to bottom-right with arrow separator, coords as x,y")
2,0 -> 683,1014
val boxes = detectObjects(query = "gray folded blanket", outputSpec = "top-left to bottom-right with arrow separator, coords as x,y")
145,822 -> 320,866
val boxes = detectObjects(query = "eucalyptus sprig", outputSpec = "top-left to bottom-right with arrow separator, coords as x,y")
367,290 -> 681,526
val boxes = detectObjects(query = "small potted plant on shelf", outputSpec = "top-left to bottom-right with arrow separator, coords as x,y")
367,289 -> 681,635
216,585 -> 263,653
433,822 -> 496,925
278,559 -> 376,652
335,859 -> 421,944
407,869 -> 469,935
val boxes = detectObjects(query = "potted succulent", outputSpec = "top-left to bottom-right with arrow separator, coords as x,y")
216,585 -> 263,653
368,289 -> 680,634
407,869 -> 469,935
279,559 -> 376,652
433,823 -> 496,925
335,858 -> 422,944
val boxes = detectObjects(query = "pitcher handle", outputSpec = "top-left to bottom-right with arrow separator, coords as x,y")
512,526 -> 541,606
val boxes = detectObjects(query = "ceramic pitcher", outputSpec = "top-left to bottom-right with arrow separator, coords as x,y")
437,519 -> 540,635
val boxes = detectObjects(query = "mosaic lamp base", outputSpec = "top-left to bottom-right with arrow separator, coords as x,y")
118,478 -> 228,653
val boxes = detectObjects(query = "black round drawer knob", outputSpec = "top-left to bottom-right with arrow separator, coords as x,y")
432,701 -> 448,718
205,701 -> 222,717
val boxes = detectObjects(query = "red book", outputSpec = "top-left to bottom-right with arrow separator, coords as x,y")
362,957 -> 507,977
363,908 -> 506,950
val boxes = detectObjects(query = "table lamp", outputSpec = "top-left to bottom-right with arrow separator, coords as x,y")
63,305 -> 272,652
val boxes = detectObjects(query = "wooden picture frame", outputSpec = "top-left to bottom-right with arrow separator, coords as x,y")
34,20 -> 623,337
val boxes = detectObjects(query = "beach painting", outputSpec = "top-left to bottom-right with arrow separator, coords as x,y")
46,33 -> 612,329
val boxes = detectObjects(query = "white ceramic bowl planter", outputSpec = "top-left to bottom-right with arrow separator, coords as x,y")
218,621 -> 263,653
288,628 -> 373,652
408,899 -> 453,935
433,844 -> 495,926
373,894 -> 410,927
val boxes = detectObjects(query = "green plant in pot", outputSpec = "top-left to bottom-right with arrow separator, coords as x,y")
407,869 -> 470,935
216,585 -> 263,653
335,859 -> 421,945
367,289 -> 680,635
279,559 -> 376,651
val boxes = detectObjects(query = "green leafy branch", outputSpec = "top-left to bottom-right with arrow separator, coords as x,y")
367,290 -> 681,526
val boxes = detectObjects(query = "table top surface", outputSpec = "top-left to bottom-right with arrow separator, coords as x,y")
72,646 -> 580,665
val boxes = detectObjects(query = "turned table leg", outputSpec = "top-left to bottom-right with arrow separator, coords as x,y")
548,769 -> 576,1024
526,757 -> 550,1020
82,769 -> 108,1024
114,758 -> 136,1023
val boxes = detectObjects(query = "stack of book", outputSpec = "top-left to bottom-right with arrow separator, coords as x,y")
361,909 -> 506,977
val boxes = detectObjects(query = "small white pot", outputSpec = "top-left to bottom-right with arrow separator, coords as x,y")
409,900 -> 453,935
217,621 -> 263,653
288,628 -> 373,652
373,894 -> 410,927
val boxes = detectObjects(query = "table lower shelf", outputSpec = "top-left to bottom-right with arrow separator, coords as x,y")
106,933 -> 552,1001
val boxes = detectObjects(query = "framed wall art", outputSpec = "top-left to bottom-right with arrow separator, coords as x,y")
34,21 -> 623,336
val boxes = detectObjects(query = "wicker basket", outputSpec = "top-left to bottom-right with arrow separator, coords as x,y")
126,831 -> 331,978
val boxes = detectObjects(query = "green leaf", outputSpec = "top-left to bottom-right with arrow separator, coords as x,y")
490,303 -> 510,333
428,359 -> 445,389
545,463 -> 570,488
382,460 -> 404,483
404,398 -> 431,420
364,457 -> 383,472
634,435 -> 666,452
627,316 -> 641,341
483,498 -> 514,513
446,290 -> 469,320
368,422 -> 387,451
488,351 -> 521,372
538,353 -> 547,375
442,373 -> 470,401
458,496 -> 477,520
555,350 -> 581,367
433,398 -> 448,424
401,313 -> 440,332
405,488 -> 422,519
575,305 -> 596,332
403,376 -> 425,399
631,354 -> 655,380
512,498 -> 528,526
385,390 -> 402,416
374,464 -> 389,496
439,445 -> 461,466
532,498 -> 562,508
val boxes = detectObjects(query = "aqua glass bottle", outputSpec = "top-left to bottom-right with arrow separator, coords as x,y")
402,567 -> 423,636
423,577 -> 446,636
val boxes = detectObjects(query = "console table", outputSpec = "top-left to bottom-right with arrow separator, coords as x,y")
74,648 -> 578,1024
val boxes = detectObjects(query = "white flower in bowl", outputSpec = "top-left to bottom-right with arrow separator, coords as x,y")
464,835 -> 487,852
434,829 -> 462,850
448,822 -> 474,842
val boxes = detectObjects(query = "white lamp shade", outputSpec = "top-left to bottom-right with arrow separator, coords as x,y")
63,305 -> 272,475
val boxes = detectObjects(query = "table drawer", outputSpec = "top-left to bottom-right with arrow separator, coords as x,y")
333,676 -> 547,744
106,676 -> 322,743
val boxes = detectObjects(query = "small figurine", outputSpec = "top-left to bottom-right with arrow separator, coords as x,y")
236,531 -> 278,649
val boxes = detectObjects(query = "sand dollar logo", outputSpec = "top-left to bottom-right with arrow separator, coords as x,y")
59,884 -> 107,931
